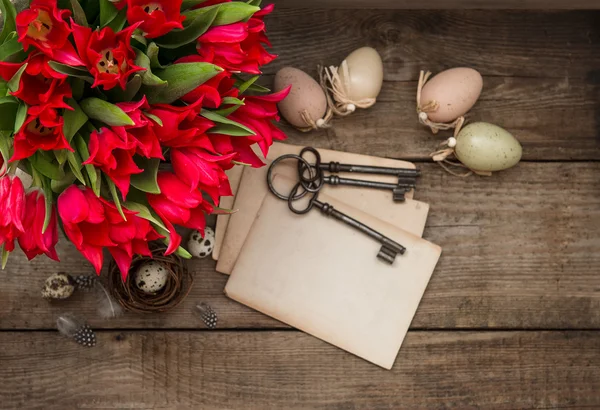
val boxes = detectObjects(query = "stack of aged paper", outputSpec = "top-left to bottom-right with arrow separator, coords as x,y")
213,142 -> 441,369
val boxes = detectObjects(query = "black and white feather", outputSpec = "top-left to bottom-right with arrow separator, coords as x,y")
71,274 -> 97,291
57,315 -> 96,347
94,282 -> 123,320
195,303 -> 218,329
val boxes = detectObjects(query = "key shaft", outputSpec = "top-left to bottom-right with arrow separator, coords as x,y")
319,161 -> 420,178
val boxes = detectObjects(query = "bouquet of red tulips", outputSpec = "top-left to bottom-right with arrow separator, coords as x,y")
0,0 -> 288,278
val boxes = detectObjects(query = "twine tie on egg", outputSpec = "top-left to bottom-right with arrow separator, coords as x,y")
417,70 -> 465,136
319,62 -> 376,117
296,106 -> 333,133
430,137 -> 492,177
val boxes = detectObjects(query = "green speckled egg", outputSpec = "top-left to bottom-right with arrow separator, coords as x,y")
455,122 -> 522,172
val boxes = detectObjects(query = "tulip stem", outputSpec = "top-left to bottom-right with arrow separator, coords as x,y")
7,160 -> 19,175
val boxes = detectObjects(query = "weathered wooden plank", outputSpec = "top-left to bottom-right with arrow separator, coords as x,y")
264,10 -> 600,79
0,330 -> 599,409
1,162 -> 598,330
272,0 -> 600,9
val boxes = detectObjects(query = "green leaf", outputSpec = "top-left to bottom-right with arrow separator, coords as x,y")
123,74 -> 142,101
0,78 -> 7,97
146,43 -> 164,69
181,0 -> 209,10
183,3 -> 259,27
51,171 -> 77,194
130,157 -> 160,194
202,109 -> 255,136
155,5 -> 218,49
0,33 -> 23,61
174,245 -> 192,259
71,78 -> 85,100
48,62 -> 94,82
213,97 -> 246,117
80,97 -> 135,126
70,0 -> 89,27
105,175 -> 126,221
236,75 -> 258,94
1,245 -> 9,269
143,62 -> 222,104
107,8 -> 127,32
54,149 -> 68,165
144,112 -> 163,127
0,96 -> 18,130
74,133 -> 99,194
8,63 -> 27,93
14,102 -> 27,133
0,130 -> 12,164
246,0 -> 262,5
30,152 -> 64,181
221,96 -> 245,106
123,200 -> 168,231
63,99 -> 88,142
132,32 -> 147,46
0,0 -> 17,44
134,49 -> 167,86
92,169 -> 102,196
41,177 -> 54,233
99,0 -> 119,27
66,150 -> 86,184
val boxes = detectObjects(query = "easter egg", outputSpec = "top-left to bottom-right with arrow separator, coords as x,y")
337,46 -> 383,102
135,261 -> 169,294
187,227 -> 215,259
455,122 -> 522,172
274,67 -> 327,128
420,67 -> 483,123
41,272 -> 75,300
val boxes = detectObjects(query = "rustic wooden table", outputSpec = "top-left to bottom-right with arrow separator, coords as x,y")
2,2 -> 600,409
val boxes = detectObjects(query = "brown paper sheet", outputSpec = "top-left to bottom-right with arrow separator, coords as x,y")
213,166 -> 244,261
225,181 -> 442,369
216,142 -> 428,275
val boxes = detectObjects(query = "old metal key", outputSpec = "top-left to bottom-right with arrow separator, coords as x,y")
267,154 -> 407,264
287,183 -> 406,264
303,174 -> 413,202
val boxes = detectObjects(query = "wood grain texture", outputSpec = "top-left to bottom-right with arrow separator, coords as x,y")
270,0 -> 600,9
2,162 -> 598,330
261,10 -> 600,160
1,330 -> 599,409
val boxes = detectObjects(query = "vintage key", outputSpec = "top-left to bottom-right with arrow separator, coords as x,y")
300,173 -> 414,202
287,183 -> 406,264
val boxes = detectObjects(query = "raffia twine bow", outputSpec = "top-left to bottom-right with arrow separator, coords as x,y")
295,106 -> 333,133
319,62 -> 376,117
430,137 -> 492,177
417,70 -> 465,136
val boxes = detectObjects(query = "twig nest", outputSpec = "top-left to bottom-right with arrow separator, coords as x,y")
187,227 -> 215,259
274,67 -> 331,131
417,68 -> 482,135
108,243 -> 193,313
42,272 -> 75,300
135,261 -> 169,294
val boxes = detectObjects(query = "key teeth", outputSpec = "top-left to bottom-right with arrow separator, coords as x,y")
393,189 -> 406,202
377,246 -> 398,264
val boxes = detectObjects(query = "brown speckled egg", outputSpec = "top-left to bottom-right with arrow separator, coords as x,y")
455,122 -> 522,172
274,67 -> 327,128
42,272 -> 75,300
135,261 -> 169,294
421,67 -> 483,123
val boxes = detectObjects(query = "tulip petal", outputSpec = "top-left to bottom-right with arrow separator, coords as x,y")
58,185 -> 89,223
79,244 -> 104,274
109,247 -> 133,280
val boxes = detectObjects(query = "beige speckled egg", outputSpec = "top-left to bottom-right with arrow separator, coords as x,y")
420,67 -> 483,123
455,122 -> 522,172
274,67 -> 327,128
337,46 -> 383,101
42,272 -> 75,300
135,261 -> 169,294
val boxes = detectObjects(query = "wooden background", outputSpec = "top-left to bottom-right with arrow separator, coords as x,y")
1,2 -> 600,409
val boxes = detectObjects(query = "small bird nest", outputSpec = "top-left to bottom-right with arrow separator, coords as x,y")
108,243 -> 193,313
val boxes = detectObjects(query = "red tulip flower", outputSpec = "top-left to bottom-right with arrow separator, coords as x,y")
147,172 -> 213,254
84,127 -> 142,198
16,0 -> 83,66
0,175 -> 26,252
72,22 -> 144,90
12,106 -> 73,161
176,55 -> 237,108
126,0 -> 185,39
0,57 -> 71,109
113,97 -> 163,160
196,4 -> 276,74
18,190 -> 59,261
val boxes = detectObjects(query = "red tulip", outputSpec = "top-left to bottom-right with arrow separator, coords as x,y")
16,0 -> 83,66
196,4 -> 276,74
12,106 -> 73,161
0,176 -> 26,252
176,55 -> 237,108
0,56 -> 71,109
83,127 -> 142,198
148,100 -> 215,149
113,97 -> 163,160
126,0 -> 185,39
58,185 -> 162,275
18,190 -> 59,261
147,172 -> 213,254
71,21 -> 143,90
